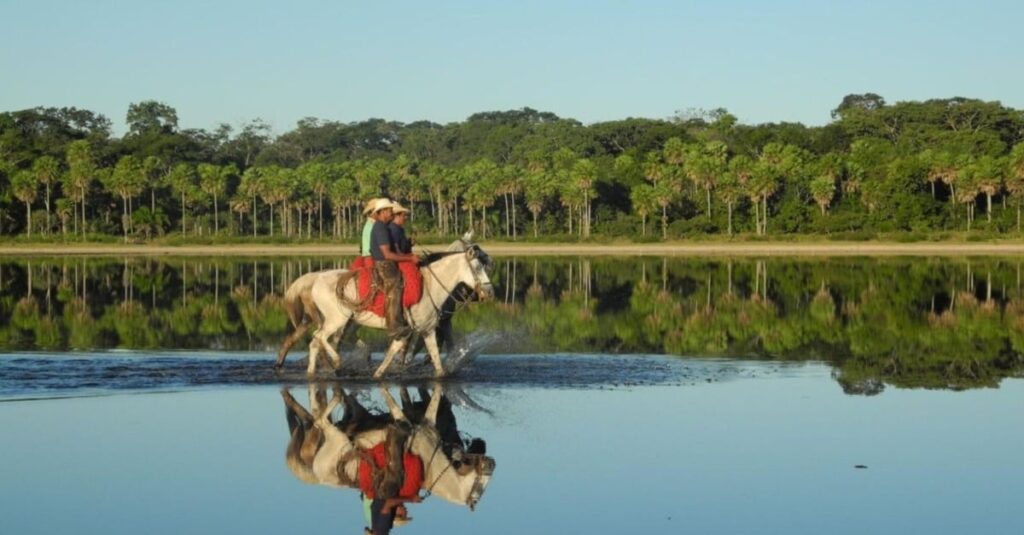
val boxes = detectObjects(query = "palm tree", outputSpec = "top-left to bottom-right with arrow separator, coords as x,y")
32,156 -> 60,234
810,153 -> 842,216
643,152 -> 676,239
198,163 -> 235,235
810,176 -> 836,216
109,155 -> 145,241
570,158 -> 598,237
721,156 -> 752,236
65,140 -> 96,236
956,160 -> 981,231
525,168 -> 554,238
651,180 -> 676,239
142,156 -> 165,216
260,167 -> 293,236
228,196 -> 250,234
920,149 -> 956,199
685,141 -> 728,219
329,175 -> 357,238
11,170 -> 37,237
972,155 -> 1004,223
1007,143 -> 1024,232
165,163 -> 197,235
239,167 -> 263,236
55,198 -> 73,236
629,183 -> 656,236
750,143 -> 804,235
464,159 -> 499,238
443,166 -> 469,234
299,162 -> 331,238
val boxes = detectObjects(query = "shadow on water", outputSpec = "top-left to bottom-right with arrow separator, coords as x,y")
1,255 -> 1024,395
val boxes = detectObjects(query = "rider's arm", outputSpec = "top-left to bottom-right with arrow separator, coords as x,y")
382,496 -> 421,513
378,243 -> 417,263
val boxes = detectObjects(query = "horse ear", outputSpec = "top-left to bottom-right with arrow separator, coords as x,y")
466,246 -> 478,259
462,230 -> 474,242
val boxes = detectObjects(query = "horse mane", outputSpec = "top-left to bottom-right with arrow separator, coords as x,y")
421,245 -> 479,267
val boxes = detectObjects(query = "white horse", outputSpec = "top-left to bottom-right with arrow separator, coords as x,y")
284,383 -> 495,510
308,240 -> 494,378
274,238 -> 478,371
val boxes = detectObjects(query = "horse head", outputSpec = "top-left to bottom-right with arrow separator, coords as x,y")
413,429 -> 496,510
437,235 -> 495,300
461,244 -> 495,300
455,451 -> 496,511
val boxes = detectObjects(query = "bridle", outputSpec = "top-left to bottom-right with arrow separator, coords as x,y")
421,246 -> 492,321
418,431 -> 491,511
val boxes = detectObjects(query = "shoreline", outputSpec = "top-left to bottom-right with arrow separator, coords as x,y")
5,241 -> 1024,256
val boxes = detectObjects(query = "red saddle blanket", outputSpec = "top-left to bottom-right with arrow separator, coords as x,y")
348,257 -> 423,317
358,442 -> 424,500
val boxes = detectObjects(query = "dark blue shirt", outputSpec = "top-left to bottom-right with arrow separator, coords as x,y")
369,221 -> 393,261
370,498 -> 396,535
388,223 -> 412,254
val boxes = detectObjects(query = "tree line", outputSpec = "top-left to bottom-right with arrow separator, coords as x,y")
2,95 -> 1024,241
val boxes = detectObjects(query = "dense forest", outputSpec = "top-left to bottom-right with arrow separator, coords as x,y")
2,94 -> 1024,241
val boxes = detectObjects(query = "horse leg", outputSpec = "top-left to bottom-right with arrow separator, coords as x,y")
424,382 -> 443,425
422,331 -> 446,378
373,339 -> 407,379
380,386 -> 408,422
281,388 -> 313,433
310,316 -> 348,376
275,321 -> 309,369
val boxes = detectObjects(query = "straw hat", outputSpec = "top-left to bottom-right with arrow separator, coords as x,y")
392,202 -> 410,215
361,198 -> 380,216
372,198 -> 396,213
363,198 -> 395,215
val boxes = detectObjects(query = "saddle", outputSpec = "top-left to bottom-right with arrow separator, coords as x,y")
340,257 -> 423,317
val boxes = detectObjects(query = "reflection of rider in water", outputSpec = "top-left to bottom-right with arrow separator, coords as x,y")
358,390 -> 424,534
360,420 -> 422,534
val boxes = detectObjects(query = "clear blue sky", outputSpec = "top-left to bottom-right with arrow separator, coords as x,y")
2,0 -> 1022,134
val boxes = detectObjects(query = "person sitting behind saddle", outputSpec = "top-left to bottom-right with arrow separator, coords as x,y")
361,198 -> 381,257
388,202 -> 413,255
369,198 -> 418,339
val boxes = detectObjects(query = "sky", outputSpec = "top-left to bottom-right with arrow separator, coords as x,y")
2,0 -> 1022,135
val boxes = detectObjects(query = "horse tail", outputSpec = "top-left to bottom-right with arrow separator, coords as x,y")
283,277 -> 310,328
276,274 -> 319,367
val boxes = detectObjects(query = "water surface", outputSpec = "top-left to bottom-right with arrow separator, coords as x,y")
2,255 -> 1023,534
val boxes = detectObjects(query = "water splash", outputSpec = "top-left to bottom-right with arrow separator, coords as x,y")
445,331 -> 503,373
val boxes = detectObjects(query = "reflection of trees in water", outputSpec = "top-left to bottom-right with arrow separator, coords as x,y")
2,256 -> 1024,391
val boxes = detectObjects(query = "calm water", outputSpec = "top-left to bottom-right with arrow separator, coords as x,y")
1,255 -> 1023,533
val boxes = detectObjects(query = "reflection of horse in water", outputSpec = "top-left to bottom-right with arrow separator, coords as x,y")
280,383 -> 495,510
274,235 -> 493,378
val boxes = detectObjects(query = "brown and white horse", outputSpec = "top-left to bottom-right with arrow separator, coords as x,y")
307,240 -> 494,378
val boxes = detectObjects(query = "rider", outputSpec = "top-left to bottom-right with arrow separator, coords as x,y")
360,198 -> 380,257
369,199 -> 418,339
388,203 -> 413,254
